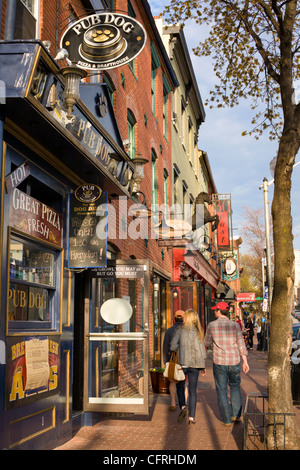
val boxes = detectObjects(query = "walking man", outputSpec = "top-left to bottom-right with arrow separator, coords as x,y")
205,301 -> 249,425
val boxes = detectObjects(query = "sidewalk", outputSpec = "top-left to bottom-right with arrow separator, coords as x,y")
55,347 -> 300,451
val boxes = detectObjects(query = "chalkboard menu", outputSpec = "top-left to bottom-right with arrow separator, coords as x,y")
69,185 -> 107,268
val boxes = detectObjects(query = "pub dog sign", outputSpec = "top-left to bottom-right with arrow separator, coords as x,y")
60,12 -> 147,71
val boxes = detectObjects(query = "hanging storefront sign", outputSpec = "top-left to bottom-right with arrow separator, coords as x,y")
69,184 -> 107,269
221,251 -> 239,281
60,12 -> 147,71
236,293 -> 256,302
213,194 -> 232,250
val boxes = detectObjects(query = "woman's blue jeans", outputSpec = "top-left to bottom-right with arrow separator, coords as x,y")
176,367 -> 200,419
213,362 -> 242,424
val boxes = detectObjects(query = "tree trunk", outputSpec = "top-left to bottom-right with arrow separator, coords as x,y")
268,128 -> 300,450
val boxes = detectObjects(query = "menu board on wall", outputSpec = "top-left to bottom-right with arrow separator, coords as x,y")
69,185 -> 107,269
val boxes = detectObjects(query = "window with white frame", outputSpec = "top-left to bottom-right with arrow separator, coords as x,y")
127,110 -> 136,159
152,150 -> 158,222
151,43 -> 161,118
164,169 -> 169,219
15,0 -> 40,39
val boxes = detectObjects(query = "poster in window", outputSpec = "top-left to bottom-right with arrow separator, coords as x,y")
6,336 -> 59,410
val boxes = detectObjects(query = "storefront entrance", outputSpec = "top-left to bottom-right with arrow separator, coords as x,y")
74,260 -> 149,415
166,281 -> 203,329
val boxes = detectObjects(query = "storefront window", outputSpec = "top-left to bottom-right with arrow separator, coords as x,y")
8,235 -> 57,328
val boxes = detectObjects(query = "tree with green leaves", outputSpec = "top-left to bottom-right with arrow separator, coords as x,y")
163,0 -> 300,449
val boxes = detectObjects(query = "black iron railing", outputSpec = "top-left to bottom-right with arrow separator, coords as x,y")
243,393 -> 295,450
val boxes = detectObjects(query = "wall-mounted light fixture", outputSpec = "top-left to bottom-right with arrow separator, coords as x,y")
151,274 -> 160,291
129,191 -> 152,218
198,235 -> 210,250
180,262 -> 191,278
172,286 -> 179,299
107,153 -> 123,178
58,63 -> 87,119
130,153 -> 149,193
183,243 -> 197,257
153,212 -> 175,238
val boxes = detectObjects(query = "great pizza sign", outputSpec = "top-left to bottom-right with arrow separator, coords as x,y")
60,12 -> 147,71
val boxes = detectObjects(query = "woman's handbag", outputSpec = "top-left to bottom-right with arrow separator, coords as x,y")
163,351 -> 185,382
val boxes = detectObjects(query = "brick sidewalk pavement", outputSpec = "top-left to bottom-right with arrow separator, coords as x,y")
55,347 -> 300,451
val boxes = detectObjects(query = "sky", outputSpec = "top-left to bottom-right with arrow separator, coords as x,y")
148,0 -> 300,251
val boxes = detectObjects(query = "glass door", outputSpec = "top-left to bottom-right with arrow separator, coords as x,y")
166,281 -> 201,329
83,260 -> 149,414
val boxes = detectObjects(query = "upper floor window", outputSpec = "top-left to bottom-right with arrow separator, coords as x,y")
127,0 -> 137,76
127,110 -> 136,159
181,95 -> 187,149
188,117 -> 194,165
15,0 -> 40,39
164,169 -> 169,218
163,74 -> 171,140
102,73 -> 115,105
173,165 -> 180,216
183,181 -> 188,219
100,0 -> 115,9
152,150 -> 158,222
21,0 -> 36,14
151,42 -> 161,117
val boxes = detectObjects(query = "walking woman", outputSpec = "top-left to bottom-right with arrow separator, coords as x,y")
170,309 -> 206,425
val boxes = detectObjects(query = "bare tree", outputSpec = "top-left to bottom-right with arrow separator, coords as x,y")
241,207 -> 267,258
240,252 -> 263,294
163,0 -> 300,449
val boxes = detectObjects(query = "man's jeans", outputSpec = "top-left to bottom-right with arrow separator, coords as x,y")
213,362 -> 242,424
176,367 -> 200,419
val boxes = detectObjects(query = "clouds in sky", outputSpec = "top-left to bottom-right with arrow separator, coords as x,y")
148,0 -> 300,249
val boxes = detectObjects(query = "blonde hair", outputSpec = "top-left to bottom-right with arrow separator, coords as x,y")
183,309 -> 204,342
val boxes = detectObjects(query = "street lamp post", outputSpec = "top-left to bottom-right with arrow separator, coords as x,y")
261,178 -> 273,318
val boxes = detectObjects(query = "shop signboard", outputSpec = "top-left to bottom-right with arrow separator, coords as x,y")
236,293 -> 256,302
5,161 -> 30,194
69,184 -> 107,268
90,264 -> 146,279
213,194 -> 232,250
221,251 -> 239,281
60,12 -> 147,71
9,188 -> 62,247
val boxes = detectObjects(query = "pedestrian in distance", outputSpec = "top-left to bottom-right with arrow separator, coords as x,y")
245,317 -> 254,350
204,301 -> 249,426
163,310 -> 185,411
256,318 -> 262,349
235,315 -> 243,330
170,308 -> 206,425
